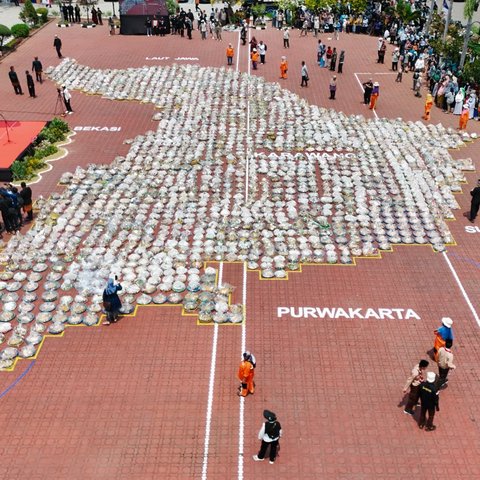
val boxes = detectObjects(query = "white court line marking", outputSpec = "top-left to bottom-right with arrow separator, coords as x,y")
442,251 -> 480,328
353,73 -> 378,120
201,31 -> 241,479
238,26 -> 252,480
201,261 -> 224,480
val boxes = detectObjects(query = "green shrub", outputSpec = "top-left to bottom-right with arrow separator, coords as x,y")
11,160 -> 30,181
34,143 -> 58,159
49,117 -> 69,133
36,7 -> 49,23
0,24 -> 12,50
11,23 -> 30,38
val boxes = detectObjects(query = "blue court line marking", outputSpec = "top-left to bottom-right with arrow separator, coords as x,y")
0,361 -> 35,400
449,251 -> 480,270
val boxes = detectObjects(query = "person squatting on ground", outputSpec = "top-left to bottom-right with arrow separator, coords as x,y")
403,359 -> 429,415
418,371 -> 439,431
436,339 -> 456,389
103,275 -> 123,325
300,61 -> 309,87
238,351 -> 255,396
468,179 -> 480,222
433,317 -> 453,360
253,410 -> 282,464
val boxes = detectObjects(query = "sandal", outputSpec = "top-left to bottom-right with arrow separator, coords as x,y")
102,321 -> 111,326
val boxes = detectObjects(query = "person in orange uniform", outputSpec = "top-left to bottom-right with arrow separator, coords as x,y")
433,317 -> 453,361
422,93 -> 433,121
226,43 -> 234,66
369,81 -> 379,110
280,56 -> 288,79
459,102 -> 469,130
238,351 -> 256,397
251,48 -> 259,70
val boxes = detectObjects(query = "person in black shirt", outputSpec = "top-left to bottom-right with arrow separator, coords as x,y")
363,79 -> 373,105
468,179 -> 480,223
75,4 -> 81,23
32,57 -> 43,83
20,182 -> 33,221
418,371 -> 439,431
253,410 -> 282,464
53,35 -> 63,58
8,66 -> 23,95
26,71 -> 36,98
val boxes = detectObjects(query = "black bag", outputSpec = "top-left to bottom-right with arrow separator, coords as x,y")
265,420 -> 281,440
263,409 -> 276,421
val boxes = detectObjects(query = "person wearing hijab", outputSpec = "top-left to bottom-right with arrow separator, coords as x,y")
459,102 -> 470,130
280,56 -> 288,79
422,93 -> 433,121
453,88 -> 465,115
103,275 -> 123,325
369,82 -> 379,110
238,351 -> 255,396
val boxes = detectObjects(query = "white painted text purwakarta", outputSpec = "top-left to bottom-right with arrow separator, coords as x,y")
277,307 -> 421,320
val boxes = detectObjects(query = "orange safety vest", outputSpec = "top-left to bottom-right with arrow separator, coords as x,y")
251,52 -> 259,63
238,360 -> 253,382
226,47 -> 234,57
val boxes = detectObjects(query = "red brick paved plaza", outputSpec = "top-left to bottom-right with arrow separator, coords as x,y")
0,19 -> 480,480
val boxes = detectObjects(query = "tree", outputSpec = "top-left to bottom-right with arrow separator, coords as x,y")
19,0 -> 39,25
166,0 -> 178,15
395,0 -> 421,25
459,0 -> 479,69
0,24 -> 11,51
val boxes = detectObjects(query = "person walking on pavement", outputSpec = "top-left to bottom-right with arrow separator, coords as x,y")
468,179 -> 480,222
54,35 -> 63,58
329,75 -> 337,99
8,67 -> 23,95
418,371 -> 439,431
238,351 -> 255,396
402,359 -> 429,415
329,47 -> 337,71
61,85 -> 73,115
283,27 -> 290,48
25,71 -> 36,98
226,43 -> 234,66
433,317 -> 453,360
436,339 -> 456,389
253,410 -> 282,464
300,61 -> 309,87
337,50 -> 345,73
363,79 -> 373,105
251,48 -> 259,70
280,56 -> 288,79
369,82 -> 380,110
32,57 -> 43,83
258,40 -> 267,64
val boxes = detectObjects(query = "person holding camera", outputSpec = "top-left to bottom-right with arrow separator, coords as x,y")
61,85 -> 73,115
103,275 -> 123,325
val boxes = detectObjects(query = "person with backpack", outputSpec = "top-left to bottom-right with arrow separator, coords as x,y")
253,410 -> 282,464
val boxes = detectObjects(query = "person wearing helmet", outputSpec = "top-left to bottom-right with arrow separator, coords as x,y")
237,351 -> 255,396
433,317 -> 453,361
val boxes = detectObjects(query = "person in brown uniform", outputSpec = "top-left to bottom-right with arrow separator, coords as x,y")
402,359 -> 429,415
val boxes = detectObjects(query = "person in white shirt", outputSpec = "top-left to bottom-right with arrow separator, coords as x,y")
283,27 -> 290,48
257,40 -> 267,64
253,410 -> 282,464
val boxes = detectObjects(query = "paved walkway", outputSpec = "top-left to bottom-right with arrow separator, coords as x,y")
0,20 -> 480,479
